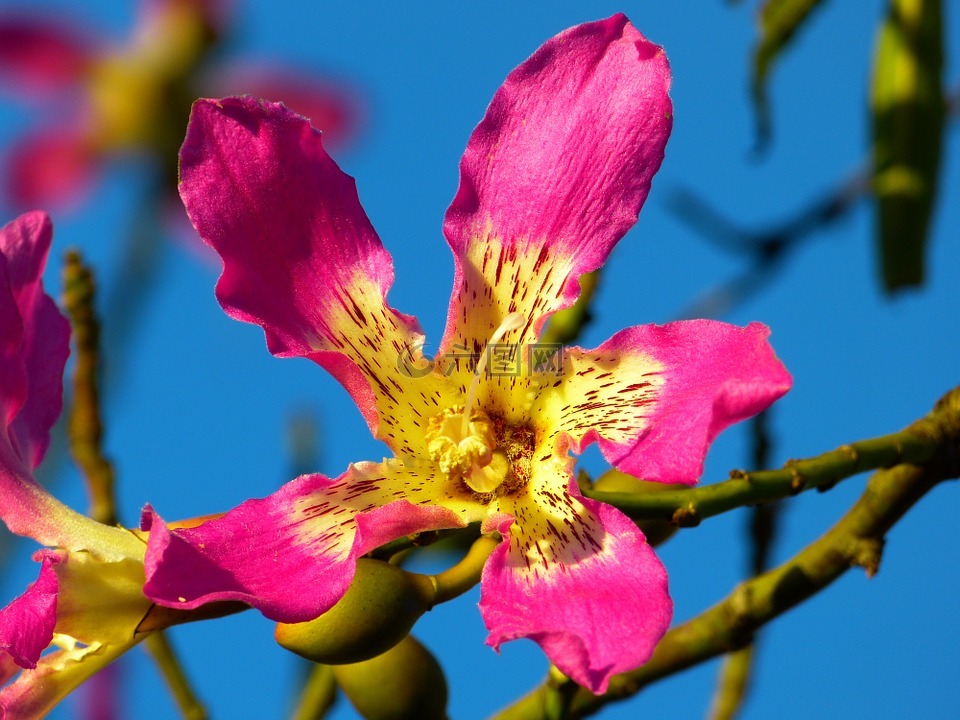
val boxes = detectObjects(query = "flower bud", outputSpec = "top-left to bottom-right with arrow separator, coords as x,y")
593,469 -> 678,546
274,558 -> 435,664
333,634 -> 447,720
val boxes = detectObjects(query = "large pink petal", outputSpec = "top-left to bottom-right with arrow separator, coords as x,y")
0,212 -> 70,470
0,552 -> 59,671
440,14 -> 672,354
480,487 -> 671,694
179,97 -> 446,445
548,320 -> 791,485
143,464 -> 464,622
0,16 -> 92,96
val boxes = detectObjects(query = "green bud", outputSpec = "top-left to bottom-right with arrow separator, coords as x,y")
593,469 -> 678,546
333,634 -> 448,720
275,559 -> 435,664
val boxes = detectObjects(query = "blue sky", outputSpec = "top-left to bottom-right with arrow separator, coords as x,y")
2,1 -> 959,718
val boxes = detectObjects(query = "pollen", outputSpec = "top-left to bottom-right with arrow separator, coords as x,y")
425,406 -> 534,500
426,406 -> 504,493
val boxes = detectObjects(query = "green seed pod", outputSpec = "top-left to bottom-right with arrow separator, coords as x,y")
593,469 -> 678,547
275,559 -> 435,664
333,634 -> 448,720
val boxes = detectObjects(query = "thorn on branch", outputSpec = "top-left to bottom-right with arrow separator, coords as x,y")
839,443 -> 860,467
785,463 -> 805,494
851,538 -> 885,578
671,503 -> 701,528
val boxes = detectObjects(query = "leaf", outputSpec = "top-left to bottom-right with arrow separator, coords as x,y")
751,0 -> 828,150
871,0 -> 944,292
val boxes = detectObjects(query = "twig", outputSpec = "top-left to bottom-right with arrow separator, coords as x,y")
542,665 -> 579,720
708,647 -> 754,720
431,535 -> 498,603
63,251 -> 117,526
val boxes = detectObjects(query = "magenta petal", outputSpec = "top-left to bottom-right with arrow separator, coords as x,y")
0,17 -> 91,95
0,250 -> 26,445
0,552 -> 60,671
179,96 -> 423,432
140,475 -> 360,622
0,212 -> 70,469
441,14 -> 672,347
142,472 -> 462,622
480,493 -> 671,694
596,320 -> 792,485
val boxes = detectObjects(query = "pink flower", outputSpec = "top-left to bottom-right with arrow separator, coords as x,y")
0,212 -> 151,718
0,0 -> 359,210
142,15 -> 792,693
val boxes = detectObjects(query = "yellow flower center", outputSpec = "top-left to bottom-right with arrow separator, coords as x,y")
426,311 -> 531,497
426,407 -> 510,494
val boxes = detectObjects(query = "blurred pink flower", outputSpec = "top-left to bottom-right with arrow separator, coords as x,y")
0,212 -> 150,718
0,0 -> 360,211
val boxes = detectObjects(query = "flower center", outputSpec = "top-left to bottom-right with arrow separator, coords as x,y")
426,312 -> 530,497
425,409 -> 535,499
426,406 -> 509,494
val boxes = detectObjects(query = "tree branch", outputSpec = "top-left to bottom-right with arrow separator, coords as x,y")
583,398 -> 951,524
63,251 -> 117,526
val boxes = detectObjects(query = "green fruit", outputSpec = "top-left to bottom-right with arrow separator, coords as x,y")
275,559 -> 435,664
593,469 -> 678,547
334,635 -> 448,720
